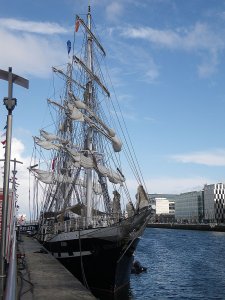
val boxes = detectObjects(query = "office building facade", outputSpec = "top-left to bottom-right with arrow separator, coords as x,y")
204,183 -> 225,223
175,191 -> 204,223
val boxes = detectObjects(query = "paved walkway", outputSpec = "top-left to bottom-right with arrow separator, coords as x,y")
17,235 -> 96,300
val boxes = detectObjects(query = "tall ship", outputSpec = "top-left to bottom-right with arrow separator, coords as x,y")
29,5 -> 152,297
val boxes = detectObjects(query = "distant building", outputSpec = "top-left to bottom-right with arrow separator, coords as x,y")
155,198 -> 169,214
175,191 -> 204,223
149,183 -> 225,224
204,183 -> 225,223
149,194 -> 177,222
169,201 -> 175,214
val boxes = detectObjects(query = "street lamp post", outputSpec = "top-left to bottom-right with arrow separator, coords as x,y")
0,67 -> 29,298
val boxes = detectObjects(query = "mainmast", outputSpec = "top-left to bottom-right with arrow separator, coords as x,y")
86,5 -> 93,227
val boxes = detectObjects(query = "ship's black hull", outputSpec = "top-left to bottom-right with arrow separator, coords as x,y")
39,209 -> 151,297
43,236 -> 140,296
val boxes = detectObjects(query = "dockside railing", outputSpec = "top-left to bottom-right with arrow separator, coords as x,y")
4,221 -> 16,300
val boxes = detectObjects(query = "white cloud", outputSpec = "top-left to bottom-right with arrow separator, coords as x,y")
123,27 -> 180,48
121,22 -> 225,78
171,149 -> 225,166
106,2 -> 124,22
0,18 -> 70,78
145,177 -> 212,194
107,35 -> 159,83
126,176 -> 212,195
0,136 -> 32,218
0,27 -> 66,78
0,18 -> 68,35
121,22 -> 224,51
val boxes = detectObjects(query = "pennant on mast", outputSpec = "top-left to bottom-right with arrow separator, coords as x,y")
76,15 -> 106,56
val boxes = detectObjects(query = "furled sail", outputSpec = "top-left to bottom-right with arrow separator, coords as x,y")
66,103 -> 84,121
40,130 -> 69,145
80,154 -> 95,168
112,190 -> 122,217
68,91 -> 122,152
97,164 -> 125,184
65,147 -> 124,183
31,169 -> 54,184
136,185 -> 149,210
69,92 -> 116,136
69,91 -> 115,135
66,147 -> 94,169
40,129 -> 66,142
126,201 -> 135,217
34,137 -> 61,150
40,130 -> 59,141
111,135 -> 122,152
62,203 -> 104,217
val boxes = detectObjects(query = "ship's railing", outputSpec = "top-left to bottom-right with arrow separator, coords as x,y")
53,214 -> 123,234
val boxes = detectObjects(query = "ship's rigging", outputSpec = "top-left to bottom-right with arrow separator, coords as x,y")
28,6 -> 151,295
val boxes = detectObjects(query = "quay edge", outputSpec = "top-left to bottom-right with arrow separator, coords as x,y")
147,223 -> 225,232
17,234 -> 96,300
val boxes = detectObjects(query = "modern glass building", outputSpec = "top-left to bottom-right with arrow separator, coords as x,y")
204,183 -> 225,223
175,191 -> 204,223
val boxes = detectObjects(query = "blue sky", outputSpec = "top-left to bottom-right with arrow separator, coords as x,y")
1,0 -> 225,215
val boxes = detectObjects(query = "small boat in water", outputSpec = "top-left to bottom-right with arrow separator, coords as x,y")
29,5 -> 152,297
131,260 -> 147,274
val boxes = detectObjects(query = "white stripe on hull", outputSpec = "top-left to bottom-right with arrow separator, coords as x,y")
52,250 -> 92,258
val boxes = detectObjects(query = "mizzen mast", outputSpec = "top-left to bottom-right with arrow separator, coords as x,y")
85,5 -> 94,227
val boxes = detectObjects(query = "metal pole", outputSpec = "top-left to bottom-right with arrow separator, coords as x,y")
4,158 -> 22,300
0,68 -> 29,298
0,68 -> 14,297
4,220 -> 16,300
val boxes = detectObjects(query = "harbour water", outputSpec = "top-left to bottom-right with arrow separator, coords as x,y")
129,228 -> 225,299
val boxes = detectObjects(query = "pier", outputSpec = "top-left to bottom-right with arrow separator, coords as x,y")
17,234 -> 96,300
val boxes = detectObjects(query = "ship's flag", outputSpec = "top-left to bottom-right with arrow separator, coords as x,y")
1,140 -> 6,145
52,157 -> 57,170
67,40 -> 71,54
75,19 -> 80,32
